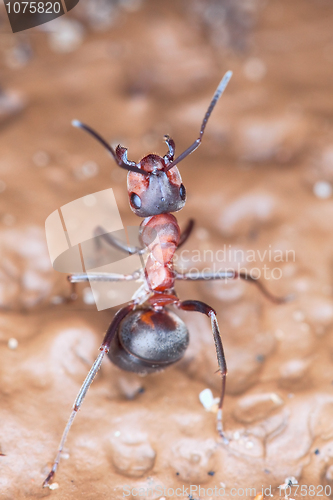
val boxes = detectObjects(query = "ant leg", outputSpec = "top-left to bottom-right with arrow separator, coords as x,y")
178,219 -> 195,248
43,303 -> 135,487
68,270 -> 142,283
175,270 -> 290,304
94,225 -> 145,255
177,300 -> 228,442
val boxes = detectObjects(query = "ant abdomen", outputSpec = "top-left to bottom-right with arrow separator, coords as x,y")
108,307 -> 189,375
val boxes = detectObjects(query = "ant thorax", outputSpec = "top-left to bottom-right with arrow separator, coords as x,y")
139,213 -> 180,292
126,153 -> 185,292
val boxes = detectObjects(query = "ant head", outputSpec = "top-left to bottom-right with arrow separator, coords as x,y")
121,137 -> 186,217
73,70 -> 232,218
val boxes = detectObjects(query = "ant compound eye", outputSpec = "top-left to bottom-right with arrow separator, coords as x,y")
179,184 -> 186,201
130,193 -> 142,209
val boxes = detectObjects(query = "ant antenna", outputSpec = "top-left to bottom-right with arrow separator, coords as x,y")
165,70 -> 232,172
72,120 -> 149,176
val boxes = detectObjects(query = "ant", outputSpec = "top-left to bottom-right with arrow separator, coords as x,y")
43,71 -> 286,487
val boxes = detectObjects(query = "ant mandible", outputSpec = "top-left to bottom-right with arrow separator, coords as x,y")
43,71 -> 285,487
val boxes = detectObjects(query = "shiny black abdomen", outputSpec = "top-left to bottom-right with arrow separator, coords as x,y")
108,307 -> 189,375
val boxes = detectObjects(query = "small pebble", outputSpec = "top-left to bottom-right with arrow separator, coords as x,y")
270,393 -> 283,405
207,470 -> 215,476
49,483 -> 59,490
199,388 -> 219,411
313,181 -> 332,199
199,388 -> 214,409
8,338 -> 18,350
114,431 -> 121,437
314,448 -> 320,455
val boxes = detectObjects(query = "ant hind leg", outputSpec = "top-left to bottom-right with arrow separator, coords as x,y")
175,270 -> 291,304
177,299 -> 229,443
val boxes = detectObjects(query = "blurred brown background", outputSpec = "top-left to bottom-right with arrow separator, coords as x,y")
1,0 -> 333,498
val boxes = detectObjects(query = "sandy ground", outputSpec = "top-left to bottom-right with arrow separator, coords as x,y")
1,0 -> 333,498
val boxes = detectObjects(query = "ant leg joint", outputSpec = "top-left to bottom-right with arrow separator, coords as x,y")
99,346 -> 109,354
217,408 -> 229,444
43,470 -> 55,488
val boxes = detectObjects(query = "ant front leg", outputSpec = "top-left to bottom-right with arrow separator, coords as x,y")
93,225 -> 146,255
175,270 -> 290,304
177,300 -> 228,443
43,303 -> 135,487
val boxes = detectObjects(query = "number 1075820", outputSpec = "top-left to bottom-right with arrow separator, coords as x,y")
5,2 -> 61,14
278,484 -> 332,497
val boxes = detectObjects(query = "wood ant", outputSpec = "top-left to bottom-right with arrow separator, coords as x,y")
43,71 -> 286,487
